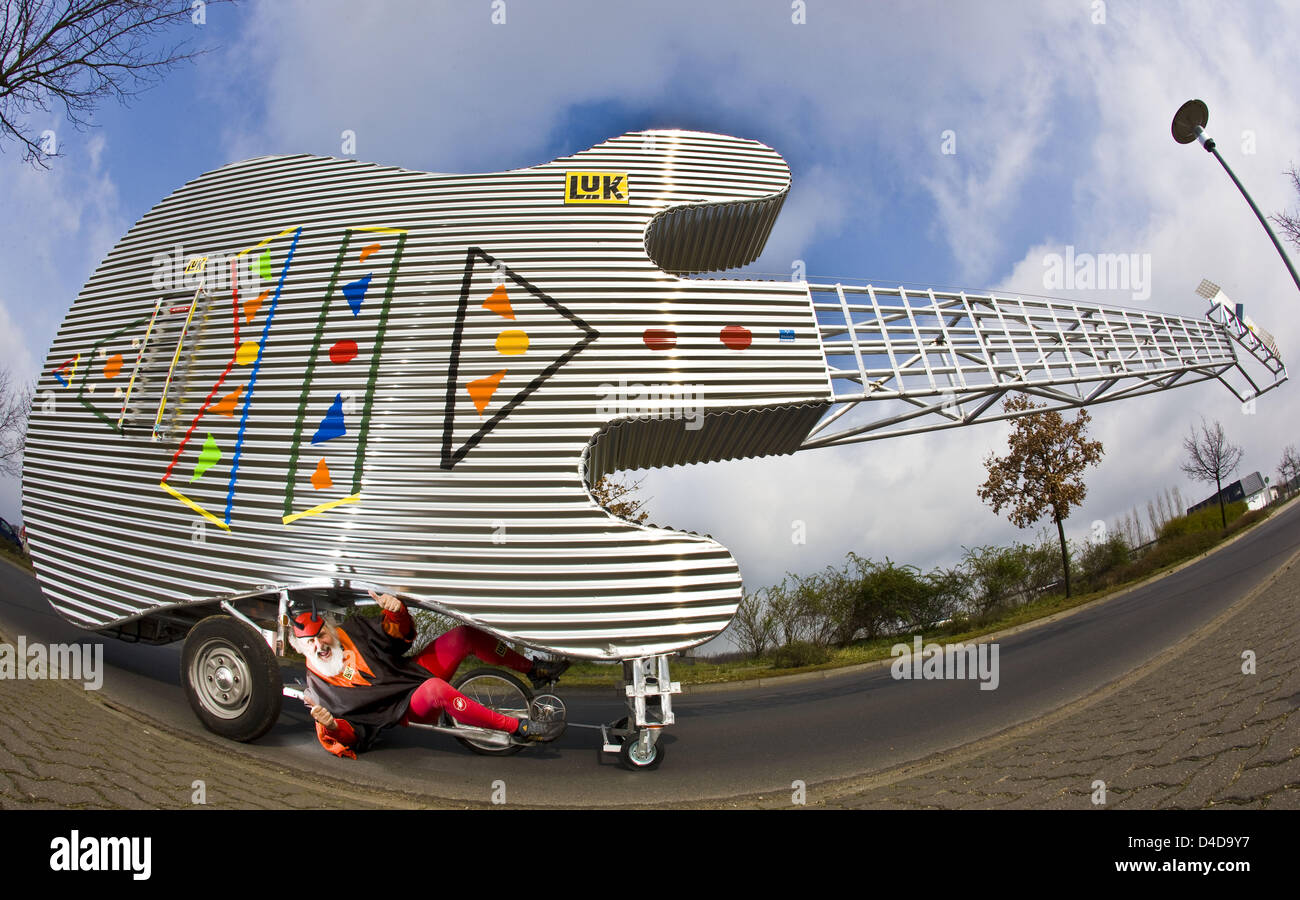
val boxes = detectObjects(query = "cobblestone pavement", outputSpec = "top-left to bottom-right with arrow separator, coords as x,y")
0,629 -> 465,809
806,550 -> 1300,810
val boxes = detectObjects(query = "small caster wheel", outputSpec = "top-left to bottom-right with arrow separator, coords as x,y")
619,728 -> 665,771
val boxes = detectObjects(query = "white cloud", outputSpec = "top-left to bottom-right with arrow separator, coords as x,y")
631,4 -> 1300,607
748,163 -> 864,275
5,0 -> 1297,611
0,133 -> 125,521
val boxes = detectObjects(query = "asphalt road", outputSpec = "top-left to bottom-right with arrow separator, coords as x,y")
1,498 -> 1297,807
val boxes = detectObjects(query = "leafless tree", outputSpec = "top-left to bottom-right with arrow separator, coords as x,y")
1271,165 -> 1300,251
1277,444 -> 1300,498
1180,418 -> 1244,528
0,0 -> 230,166
0,367 -> 34,477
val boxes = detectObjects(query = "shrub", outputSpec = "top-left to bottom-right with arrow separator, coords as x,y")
961,540 -> 1062,611
1114,530 -> 1218,582
1159,501 -> 1247,540
770,640 -> 833,668
962,544 -> 1027,613
908,566 -> 970,632
1225,508 -> 1267,536
729,588 -> 778,659
1077,534 -> 1130,591
842,554 -> 933,643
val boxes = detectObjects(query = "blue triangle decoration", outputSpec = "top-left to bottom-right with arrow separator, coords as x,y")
311,393 -> 347,444
343,273 -> 373,316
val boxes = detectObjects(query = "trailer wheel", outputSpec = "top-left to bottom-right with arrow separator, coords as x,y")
181,615 -> 282,742
619,728 -> 666,771
443,668 -> 532,756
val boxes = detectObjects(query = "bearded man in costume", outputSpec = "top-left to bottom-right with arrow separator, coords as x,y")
290,590 -> 567,758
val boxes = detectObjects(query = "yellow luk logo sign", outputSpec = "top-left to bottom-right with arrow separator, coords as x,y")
564,171 -> 629,204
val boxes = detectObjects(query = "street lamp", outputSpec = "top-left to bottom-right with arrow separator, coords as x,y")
1172,98 -> 1300,295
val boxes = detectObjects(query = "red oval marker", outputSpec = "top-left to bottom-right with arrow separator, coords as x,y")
329,339 -> 358,364
720,325 -> 752,350
643,328 -> 677,350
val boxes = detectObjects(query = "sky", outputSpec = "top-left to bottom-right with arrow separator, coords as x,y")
2,0 -> 1299,651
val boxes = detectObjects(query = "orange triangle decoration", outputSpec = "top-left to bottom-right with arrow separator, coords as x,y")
244,289 -> 270,323
481,285 -> 515,320
103,354 -> 124,380
311,458 -> 333,490
359,243 -> 381,263
213,385 -> 245,417
467,370 -> 507,416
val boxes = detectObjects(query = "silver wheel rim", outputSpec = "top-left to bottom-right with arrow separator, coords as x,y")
190,638 -> 253,720
627,734 -> 657,766
531,693 -> 566,722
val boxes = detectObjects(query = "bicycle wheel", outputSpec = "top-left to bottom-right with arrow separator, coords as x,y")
442,668 -> 533,756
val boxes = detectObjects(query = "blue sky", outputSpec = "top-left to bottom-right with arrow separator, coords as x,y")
3,1 -> 1300,635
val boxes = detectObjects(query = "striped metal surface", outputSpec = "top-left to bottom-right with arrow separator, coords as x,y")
23,130 -> 832,659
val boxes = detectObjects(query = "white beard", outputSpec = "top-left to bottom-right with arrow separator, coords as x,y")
292,632 -> 346,679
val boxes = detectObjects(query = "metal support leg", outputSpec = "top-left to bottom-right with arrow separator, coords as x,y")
276,589 -> 289,657
602,653 -> 681,756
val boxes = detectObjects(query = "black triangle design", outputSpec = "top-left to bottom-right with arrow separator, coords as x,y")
440,247 -> 599,469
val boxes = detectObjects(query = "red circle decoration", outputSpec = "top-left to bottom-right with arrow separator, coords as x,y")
642,328 -> 677,350
719,325 -> 752,350
329,339 -> 359,364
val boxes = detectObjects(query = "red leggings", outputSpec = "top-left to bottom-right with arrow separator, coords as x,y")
406,626 -> 532,732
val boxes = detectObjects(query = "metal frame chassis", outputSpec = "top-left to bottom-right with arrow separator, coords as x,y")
601,654 -> 681,756
803,282 -> 1287,451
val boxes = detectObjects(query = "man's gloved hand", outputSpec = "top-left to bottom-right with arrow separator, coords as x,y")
368,589 -> 404,614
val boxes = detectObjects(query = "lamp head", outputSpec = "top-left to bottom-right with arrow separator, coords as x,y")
1172,99 -> 1210,144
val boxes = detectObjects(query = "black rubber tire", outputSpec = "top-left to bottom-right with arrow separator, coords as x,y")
619,728 -> 666,771
443,668 -> 533,756
180,615 -> 282,742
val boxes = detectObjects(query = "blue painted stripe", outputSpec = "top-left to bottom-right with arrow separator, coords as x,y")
224,227 -> 303,524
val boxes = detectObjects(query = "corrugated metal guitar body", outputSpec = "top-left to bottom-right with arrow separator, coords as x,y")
23,131 -> 831,660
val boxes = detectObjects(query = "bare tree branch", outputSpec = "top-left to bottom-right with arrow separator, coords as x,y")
1276,444 -> 1300,498
0,0 -> 234,167
1270,165 -> 1300,251
0,367 -> 35,478
1180,418 -> 1243,529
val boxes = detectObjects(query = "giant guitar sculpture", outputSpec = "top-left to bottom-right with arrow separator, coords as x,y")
22,131 -> 1286,765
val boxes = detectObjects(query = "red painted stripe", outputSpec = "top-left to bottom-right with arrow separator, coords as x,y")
329,339 -> 359,365
643,328 -> 676,350
720,325 -> 752,350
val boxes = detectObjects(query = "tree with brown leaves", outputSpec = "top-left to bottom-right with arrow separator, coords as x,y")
1180,418 -> 1243,529
590,473 -> 651,524
0,0 -> 230,166
977,395 -> 1104,598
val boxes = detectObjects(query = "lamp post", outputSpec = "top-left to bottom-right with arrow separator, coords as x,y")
1172,98 -> 1300,295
